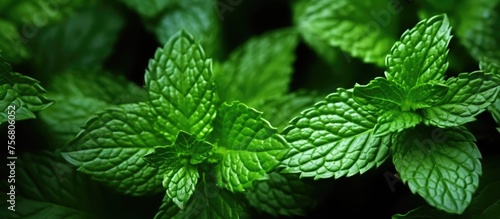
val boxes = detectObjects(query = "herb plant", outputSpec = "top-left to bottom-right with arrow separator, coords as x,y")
1,0 -> 500,218
280,14 -> 499,214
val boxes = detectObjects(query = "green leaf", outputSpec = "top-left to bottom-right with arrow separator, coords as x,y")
374,110 -> 422,136
392,126 -> 482,214
353,77 -> 406,111
162,165 -> 199,209
0,55 -> 53,125
406,83 -> 449,109
145,30 -> 217,142
173,173 -> 249,219
480,58 -> 500,132
256,91 -> 321,132
213,102 -> 289,192
246,172 -> 316,217
143,131 -> 214,167
455,0 -> 500,62
153,0 -> 221,58
120,0 -> 176,18
385,14 -> 451,90
61,103 -> 169,196
7,152 -> 102,218
281,88 -> 390,179
174,131 -> 213,160
29,3 -> 124,75
393,157 -> 500,218
143,146 -> 178,167
39,71 -> 145,145
154,194 -> 181,219
423,72 -> 500,128
295,0 -> 398,66
215,28 -> 299,107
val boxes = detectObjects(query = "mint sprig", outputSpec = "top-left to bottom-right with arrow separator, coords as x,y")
62,30 -> 290,216
281,14 -> 499,214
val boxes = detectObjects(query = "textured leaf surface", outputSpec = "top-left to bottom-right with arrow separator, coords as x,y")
392,126 -> 482,214
407,83 -> 449,109
39,71 -> 145,145
385,14 -> 451,90
213,102 -> 289,192
282,88 -> 390,179
374,110 -> 422,136
7,152 -> 100,219
29,3 -> 124,75
393,157 -> 500,218
162,165 -> 199,209
353,77 -> 406,111
0,55 -> 53,124
246,172 -> 316,217
481,58 -> 500,132
295,0 -> 398,65
423,72 -> 500,128
143,131 -> 213,167
145,30 -> 217,142
153,0 -> 221,58
216,29 -> 299,107
173,173 -> 249,219
62,103 -> 169,196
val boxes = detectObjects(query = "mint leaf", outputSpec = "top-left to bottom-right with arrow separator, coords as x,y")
455,0 -> 500,62
39,71 -> 145,145
353,77 -> 406,111
392,126 -> 482,214
294,0 -> 398,65
29,3 -> 124,75
163,165 -> 199,209
8,152 -> 102,218
256,91 -> 321,132
0,55 -> 53,124
145,30 -> 217,142
246,172 -> 316,217
154,195 -> 181,219
153,0 -> 221,58
374,110 -> 422,136
120,0 -> 175,18
406,83 -> 449,109
423,72 -> 500,128
143,131 -> 213,167
143,146 -> 178,167
62,103 -> 169,196
385,14 -> 451,90
174,174 -> 249,219
480,58 -> 500,132
216,28 -> 299,107
176,133 -> 213,165
282,88 -> 390,179
213,102 -> 289,192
